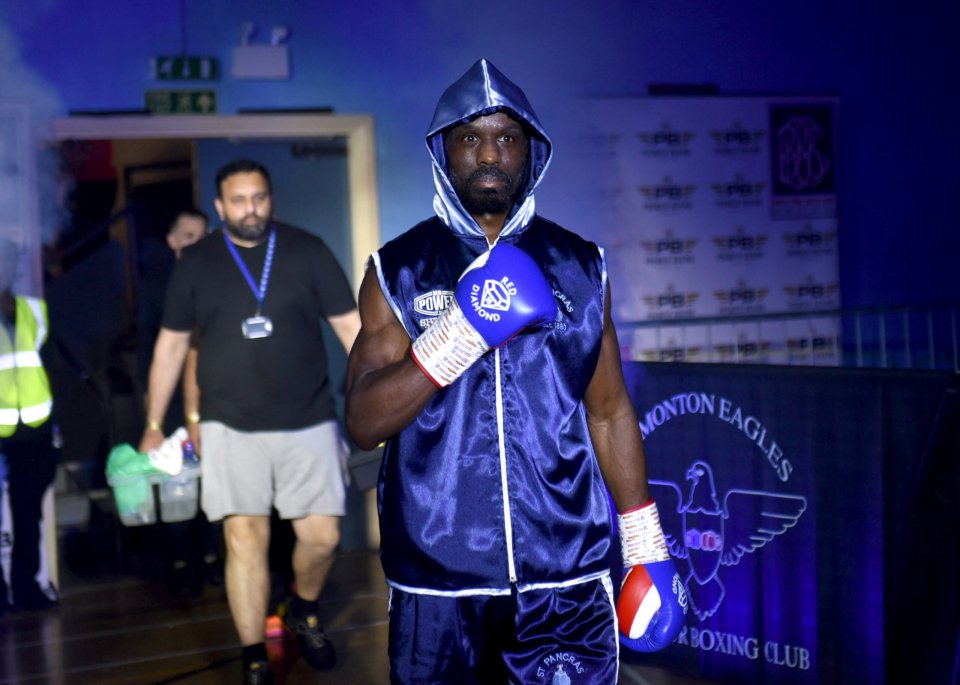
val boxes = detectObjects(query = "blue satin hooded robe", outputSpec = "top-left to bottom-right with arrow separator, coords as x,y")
373,58 -> 612,595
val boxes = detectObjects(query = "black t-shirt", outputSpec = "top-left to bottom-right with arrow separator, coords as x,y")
161,223 -> 356,431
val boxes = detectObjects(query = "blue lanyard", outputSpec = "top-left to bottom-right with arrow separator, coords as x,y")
223,227 -> 276,315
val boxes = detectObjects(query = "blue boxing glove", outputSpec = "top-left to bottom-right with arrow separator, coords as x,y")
411,243 -> 557,387
617,500 -> 688,652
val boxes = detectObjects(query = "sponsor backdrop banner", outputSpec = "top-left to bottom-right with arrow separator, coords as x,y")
618,362 -> 955,685
554,96 -> 839,365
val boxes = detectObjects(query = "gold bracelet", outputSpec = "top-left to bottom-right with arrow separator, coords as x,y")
186,412 -> 201,425
146,420 -> 162,431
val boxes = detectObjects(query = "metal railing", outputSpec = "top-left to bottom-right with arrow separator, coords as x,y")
618,304 -> 960,372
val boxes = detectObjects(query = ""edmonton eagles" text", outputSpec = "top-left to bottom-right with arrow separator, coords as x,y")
639,391 -> 792,481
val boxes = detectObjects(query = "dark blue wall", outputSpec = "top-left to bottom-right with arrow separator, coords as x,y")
1,1 -> 956,309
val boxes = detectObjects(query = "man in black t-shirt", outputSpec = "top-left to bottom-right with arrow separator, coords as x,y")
139,159 -> 360,683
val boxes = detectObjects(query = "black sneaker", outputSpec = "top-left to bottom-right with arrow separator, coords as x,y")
283,611 -> 336,670
12,585 -> 57,611
203,554 -> 224,587
243,660 -> 272,685
168,563 -> 202,598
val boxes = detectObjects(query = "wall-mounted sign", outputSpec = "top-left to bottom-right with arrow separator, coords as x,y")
145,89 -> 217,115
150,56 -> 218,81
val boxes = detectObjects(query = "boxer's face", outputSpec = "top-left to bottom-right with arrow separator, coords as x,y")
445,111 -> 529,217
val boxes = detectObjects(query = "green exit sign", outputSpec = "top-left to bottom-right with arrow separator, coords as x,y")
145,89 -> 217,115
151,55 -> 218,81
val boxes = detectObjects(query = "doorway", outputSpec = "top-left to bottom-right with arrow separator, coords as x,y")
45,115 -> 382,582
51,113 -> 380,289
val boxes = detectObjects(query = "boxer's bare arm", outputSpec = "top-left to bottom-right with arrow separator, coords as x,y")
346,267 -> 438,449
584,287 -> 650,511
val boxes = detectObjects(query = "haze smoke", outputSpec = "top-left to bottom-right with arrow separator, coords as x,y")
0,18 -> 64,294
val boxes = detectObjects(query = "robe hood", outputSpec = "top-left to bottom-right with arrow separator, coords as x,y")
426,59 -> 553,241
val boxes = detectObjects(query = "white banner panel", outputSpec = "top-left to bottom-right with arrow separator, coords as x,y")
556,96 -> 840,364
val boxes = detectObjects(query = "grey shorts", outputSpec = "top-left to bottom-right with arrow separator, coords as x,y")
199,420 -> 347,522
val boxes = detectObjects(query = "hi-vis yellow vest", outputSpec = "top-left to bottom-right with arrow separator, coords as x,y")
0,295 -> 53,437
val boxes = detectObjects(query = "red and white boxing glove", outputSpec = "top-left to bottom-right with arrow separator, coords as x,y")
617,500 -> 688,652
411,243 -> 557,387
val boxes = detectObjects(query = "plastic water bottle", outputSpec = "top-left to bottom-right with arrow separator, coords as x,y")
181,440 -> 199,465
159,436 -> 201,522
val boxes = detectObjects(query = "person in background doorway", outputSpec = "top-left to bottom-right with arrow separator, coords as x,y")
138,208 -> 209,390
138,208 -> 219,597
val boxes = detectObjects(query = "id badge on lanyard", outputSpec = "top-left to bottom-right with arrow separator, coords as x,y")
224,228 -> 276,339
241,315 -> 273,339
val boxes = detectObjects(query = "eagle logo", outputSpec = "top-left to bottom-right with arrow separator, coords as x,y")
650,460 -> 806,621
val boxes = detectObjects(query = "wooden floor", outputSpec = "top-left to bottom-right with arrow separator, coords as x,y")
1,544 -> 717,685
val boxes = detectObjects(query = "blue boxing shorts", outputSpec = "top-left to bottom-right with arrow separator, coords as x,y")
387,575 -> 620,684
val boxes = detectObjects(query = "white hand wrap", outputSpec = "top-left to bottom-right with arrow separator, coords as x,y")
618,501 -> 671,567
410,298 -> 489,388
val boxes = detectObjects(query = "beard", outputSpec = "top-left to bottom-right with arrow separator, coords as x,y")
224,214 -> 270,242
452,167 -> 525,216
